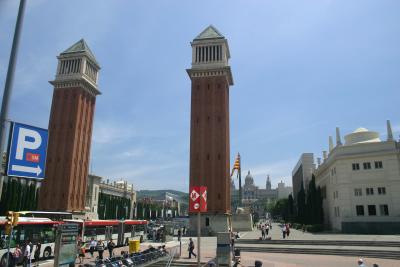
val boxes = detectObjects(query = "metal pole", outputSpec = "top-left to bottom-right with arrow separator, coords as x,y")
0,0 -> 27,172
179,238 -> 182,257
5,225 -> 13,267
197,212 -> 200,267
238,168 -> 242,205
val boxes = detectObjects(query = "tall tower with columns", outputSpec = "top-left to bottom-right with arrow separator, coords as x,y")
38,39 -> 100,212
187,25 -> 234,233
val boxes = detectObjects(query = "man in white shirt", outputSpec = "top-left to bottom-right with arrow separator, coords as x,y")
23,241 -> 32,267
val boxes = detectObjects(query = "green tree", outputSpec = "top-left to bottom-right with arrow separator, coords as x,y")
288,194 -> 294,221
271,198 -> 289,220
304,175 -> 324,225
316,186 -> 324,224
297,182 -> 306,224
0,178 -> 8,215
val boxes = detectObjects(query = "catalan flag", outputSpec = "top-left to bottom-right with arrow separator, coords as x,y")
231,153 -> 240,177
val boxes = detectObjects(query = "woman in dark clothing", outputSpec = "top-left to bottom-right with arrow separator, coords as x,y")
34,243 -> 41,266
96,240 -> 105,260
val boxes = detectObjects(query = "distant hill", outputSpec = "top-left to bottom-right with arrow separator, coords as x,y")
137,190 -> 188,202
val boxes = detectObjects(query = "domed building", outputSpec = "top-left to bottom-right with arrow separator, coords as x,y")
231,171 -> 292,217
314,121 -> 400,234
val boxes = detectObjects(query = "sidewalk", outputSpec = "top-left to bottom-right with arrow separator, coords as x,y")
242,222 -> 400,241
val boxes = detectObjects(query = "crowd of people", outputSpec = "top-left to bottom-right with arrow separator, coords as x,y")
5,240 -> 41,267
258,221 -> 272,240
76,237 -> 115,264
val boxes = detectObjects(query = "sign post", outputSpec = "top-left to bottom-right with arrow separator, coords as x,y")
6,122 -> 48,179
54,223 -> 79,267
189,186 -> 207,267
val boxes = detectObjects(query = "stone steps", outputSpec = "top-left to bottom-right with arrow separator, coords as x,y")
237,239 -> 400,247
236,246 -> 400,260
148,260 -> 207,267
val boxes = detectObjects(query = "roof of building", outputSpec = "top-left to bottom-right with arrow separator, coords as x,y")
245,170 -> 254,185
344,127 -> 381,145
61,39 -> 99,66
194,25 -> 224,40
353,127 -> 369,133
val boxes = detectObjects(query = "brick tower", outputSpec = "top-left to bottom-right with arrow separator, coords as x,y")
38,39 -> 100,213
187,26 -> 233,233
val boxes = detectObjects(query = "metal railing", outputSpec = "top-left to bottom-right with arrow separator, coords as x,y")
165,247 -> 177,267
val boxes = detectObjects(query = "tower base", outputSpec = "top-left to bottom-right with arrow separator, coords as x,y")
189,214 -> 231,236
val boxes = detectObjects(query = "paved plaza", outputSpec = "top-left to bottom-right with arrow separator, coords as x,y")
37,223 -> 400,266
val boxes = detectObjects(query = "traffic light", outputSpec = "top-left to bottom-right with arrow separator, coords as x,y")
5,211 -> 13,235
12,212 -> 19,226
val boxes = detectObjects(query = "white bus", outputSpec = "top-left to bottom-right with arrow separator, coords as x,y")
0,217 -> 59,266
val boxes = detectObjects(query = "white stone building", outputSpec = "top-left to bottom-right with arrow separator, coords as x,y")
86,175 -> 136,220
314,121 -> 400,234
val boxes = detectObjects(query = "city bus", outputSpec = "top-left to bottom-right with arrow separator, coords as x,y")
17,211 -> 73,221
0,217 -> 60,266
65,219 -> 148,247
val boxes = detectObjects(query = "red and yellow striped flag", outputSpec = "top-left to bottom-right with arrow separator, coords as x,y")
231,153 -> 240,177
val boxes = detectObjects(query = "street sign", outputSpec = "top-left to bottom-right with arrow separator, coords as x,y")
6,122 -> 48,179
200,186 -> 207,212
54,223 -> 79,267
189,186 -> 207,213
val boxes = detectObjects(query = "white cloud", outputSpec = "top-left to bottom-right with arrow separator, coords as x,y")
120,148 -> 145,159
92,120 -> 137,144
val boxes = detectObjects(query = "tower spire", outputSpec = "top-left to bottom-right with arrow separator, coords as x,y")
387,120 -> 394,141
329,136 -> 334,152
336,127 -> 342,146
266,174 -> 271,190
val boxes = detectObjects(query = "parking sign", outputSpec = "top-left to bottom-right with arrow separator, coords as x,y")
6,122 -> 48,179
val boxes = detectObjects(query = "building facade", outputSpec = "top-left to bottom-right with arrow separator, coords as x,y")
292,153 -> 315,201
232,171 -> 292,218
187,25 -> 234,234
38,39 -> 100,212
86,174 -> 136,220
314,122 -> 400,234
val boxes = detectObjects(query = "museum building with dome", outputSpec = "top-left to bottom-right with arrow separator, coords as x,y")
314,120 -> 400,233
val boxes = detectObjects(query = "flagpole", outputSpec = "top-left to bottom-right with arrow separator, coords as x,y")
238,154 -> 242,205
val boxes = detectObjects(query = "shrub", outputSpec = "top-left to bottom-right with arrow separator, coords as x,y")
292,223 -> 302,229
306,224 -> 324,232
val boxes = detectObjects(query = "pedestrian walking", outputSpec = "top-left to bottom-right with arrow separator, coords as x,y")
286,224 -> 290,238
358,258 -> 366,267
261,226 -> 265,240
302,224 -> 306,233
12,244 -> 23,266
34,242 -> 41,267
22,241 -> 32,267
281,225 -> 286,239
188,238 -> 196,259
89,238 -> 97,258
78,242 -> 86,263
265,224 -> 269,236
107,239 -> 115,258
96,240 -> 105,260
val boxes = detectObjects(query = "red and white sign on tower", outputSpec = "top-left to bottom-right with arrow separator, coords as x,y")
189,186 -> 207,213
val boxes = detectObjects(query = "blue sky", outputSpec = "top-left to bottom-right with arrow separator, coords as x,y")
0,1 -> 399,192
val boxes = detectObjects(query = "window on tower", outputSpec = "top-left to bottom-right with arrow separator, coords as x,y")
213,46 -> 216,61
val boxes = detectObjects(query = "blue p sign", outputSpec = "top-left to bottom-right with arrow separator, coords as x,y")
7,122 -> 48,179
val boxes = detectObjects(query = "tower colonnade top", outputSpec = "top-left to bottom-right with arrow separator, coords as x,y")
190,25 -> 231,70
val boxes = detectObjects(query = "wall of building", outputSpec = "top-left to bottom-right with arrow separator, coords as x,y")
315,139 -> 400,233
292,153 -> 314,201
